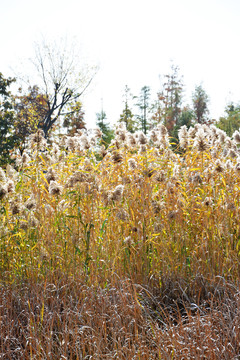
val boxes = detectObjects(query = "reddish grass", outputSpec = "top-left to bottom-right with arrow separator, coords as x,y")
0,275 -> 239,359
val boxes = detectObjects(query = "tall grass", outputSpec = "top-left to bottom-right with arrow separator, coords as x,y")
0,124 -> 239,358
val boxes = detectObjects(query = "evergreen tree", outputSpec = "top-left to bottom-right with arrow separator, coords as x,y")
0,73 -> 19,166
192,84 -> 209,124
96,109 -> 114,146
118,85 -> 135,133
135,86 -> 151,134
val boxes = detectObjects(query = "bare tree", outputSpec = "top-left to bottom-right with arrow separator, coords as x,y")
30,37 -> 97,137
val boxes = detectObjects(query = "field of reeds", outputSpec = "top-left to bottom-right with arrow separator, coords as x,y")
0,123 -> 240,359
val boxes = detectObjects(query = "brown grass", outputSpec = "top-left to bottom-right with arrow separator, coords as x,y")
0,275 -> 239,359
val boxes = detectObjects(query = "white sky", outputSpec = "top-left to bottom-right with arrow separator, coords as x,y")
1,0 -> 240,128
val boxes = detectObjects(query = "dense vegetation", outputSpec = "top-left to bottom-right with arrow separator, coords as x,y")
0,123 -> 239,359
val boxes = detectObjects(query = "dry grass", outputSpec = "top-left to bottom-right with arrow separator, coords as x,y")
0,276 -> 239,359
0,124 -> 240,358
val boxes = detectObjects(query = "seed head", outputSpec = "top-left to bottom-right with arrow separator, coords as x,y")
152,201 -> 162,214
25,195 -> 36,210
143,167 -> 156,178
150,130 -> 158,143
29,129 -> 46,149
154,170 -> 165,182
167,210 -> 178,220
46,168 -> 57,183
178,125 -> 189,149
66,136 -> 77,152
111,184 -> 124,202
0,183 -> 8,200
191,173 -> 202,184
126,134 -> 137,148
138,131 -> 148,145
193,129 -> 209,152
6,165 -> 18,180
111,151 -> 123,164
80,135 -> 91,150
66,171 -> 88,187
233,130 -> 240,144
100,145 -> 108,158
214,159 -> 224,173
218,129 -> 227,144
0,167 -> 6,182
124,236 -> 134,246
157,124 -> 168,136
204,197 -> 213,206
228,149 -> 238,158
94,127 -> 103,139
22,151 -> 30,165
7,180 -> 15,193
225,159 -> 233,170
49,180 -> 62,196
28,214 -> 39,227
128,158 -> 137,170
235,160 -> 240,172
138,144 -> 147,154
11,200 -> 22,215
116,209 -> 129,221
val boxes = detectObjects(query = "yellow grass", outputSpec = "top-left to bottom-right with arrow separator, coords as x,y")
0,124 -> 240,358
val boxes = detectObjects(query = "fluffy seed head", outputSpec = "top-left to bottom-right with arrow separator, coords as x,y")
94,127 -> 103,139
111,184 -> 124,202
214,159 -> 224,173
138,131 -> 148,145
7,180 -> 15,193
116,209 -> 129,221
29,129 -> 46,149
128,158 -> 137,170
22,152 -> 30,165
154,170 -> 165,182
0,167 -> 6,182
46,168 -> 57,183
178,125 -> 189,149
127,134 -> 137,147
233,130 -> 240,144
11,200 -> 22,215
111,151 -> 123,164
204,197 -> 213,206
228,149 -> 238,158
193,129 -> 209,152
157,124 -> 168,136
25,195 -> 36,210
150,130 -> 158,143
66,137 -> 77,152
49,180 -> 62,196
139,144 -> 147,154
0,183 -> 8,200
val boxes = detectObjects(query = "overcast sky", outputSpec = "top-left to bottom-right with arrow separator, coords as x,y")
1,0 -> 240,128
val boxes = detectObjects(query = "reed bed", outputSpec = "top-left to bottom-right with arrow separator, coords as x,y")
0,123 -> 239,359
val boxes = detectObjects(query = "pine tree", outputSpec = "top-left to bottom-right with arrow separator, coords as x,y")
192,85 -> 209,124
0,73 -> 19,166
96,109 -> 114,146
135,86 -> 151,134
118,85 -> 135,133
